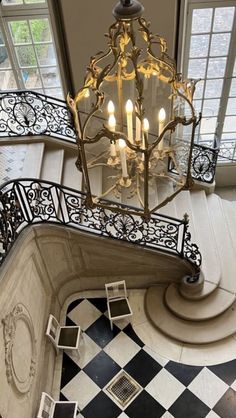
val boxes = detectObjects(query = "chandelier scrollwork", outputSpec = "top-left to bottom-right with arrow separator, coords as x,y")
68,0 -> 200,219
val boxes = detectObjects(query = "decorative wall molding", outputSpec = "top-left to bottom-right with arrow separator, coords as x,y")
2,303 -> 37,394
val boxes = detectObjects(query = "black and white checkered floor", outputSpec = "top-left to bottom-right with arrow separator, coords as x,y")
60,298 -> 236,418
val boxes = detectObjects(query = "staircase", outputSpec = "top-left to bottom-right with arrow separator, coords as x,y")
2,140 -> 236,344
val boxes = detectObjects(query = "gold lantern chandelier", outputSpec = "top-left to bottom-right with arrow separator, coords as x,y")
68,0 -> 200,220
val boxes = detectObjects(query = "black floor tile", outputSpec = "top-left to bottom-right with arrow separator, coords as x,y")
83,351 -> 121,388
88,297 -> 108,313
82,391 -> 121,418
209,359 -> 236,385
124,350 -> 162,387
165,361 -> 203,386
66,316 -> 77,326
123,324 -> 145,347
85,315 -> 120,348
213,388 -> 236,418
67,298 -> 83,314
59,392 -> 69,401
125,390 -> 165,418
60,352 -> 81,388
169,389 -> 210,418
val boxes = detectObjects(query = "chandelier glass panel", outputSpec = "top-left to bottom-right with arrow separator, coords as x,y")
68,0 -> 199,219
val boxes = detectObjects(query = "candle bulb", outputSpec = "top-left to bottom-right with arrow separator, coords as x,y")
107,100 -> 115,115
108,114 -> 116,156
119,138 -> 128,178
158,107 -> 166,151
126,99 -> 133,144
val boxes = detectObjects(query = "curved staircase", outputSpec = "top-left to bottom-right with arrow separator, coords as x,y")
2,139 -> 236,344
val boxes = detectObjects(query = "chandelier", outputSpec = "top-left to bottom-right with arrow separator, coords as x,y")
68,0 -> 199,219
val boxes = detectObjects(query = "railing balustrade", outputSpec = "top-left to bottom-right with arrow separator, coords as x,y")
0,179 -> 202,269
0,90 -> 219,184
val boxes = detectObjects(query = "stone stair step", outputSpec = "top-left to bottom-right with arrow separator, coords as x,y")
40,146 -> 64,184
188,190 -> 221,295
22,142 -> 44,178
165,283 -> 235,321
62,151 -> 83,190
221,199 -> 236,257
207,194 -> 236,294
145,285 -> 236,344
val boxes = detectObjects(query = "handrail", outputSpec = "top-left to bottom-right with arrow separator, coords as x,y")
0,178 -> 202,269
0,90 -> 219,184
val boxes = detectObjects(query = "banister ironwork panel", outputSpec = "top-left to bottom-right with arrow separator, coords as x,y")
0,91 -> 76,141
0,179 -> 202,269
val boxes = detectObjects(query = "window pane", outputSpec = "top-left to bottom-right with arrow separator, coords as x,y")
203,99 -> 220,116
16,46 -> 37,66
35,44 -> 56,66
226,98 -> 236,115
2,0 -> 23,4
213,7 -> 235,32
45,88 -> 63,99
210,33 -> 231,57
194,80 -> 204,99
229,79 -> 236,97
223,116 -> 236,132
205,79 -> 223,98
207,57 -> 226,78
0,70 -> 17,89
192,8 -> 213,34
188,58 -> 207,78
9,21 -> 31,44
25,0 -> 46,3
0,47 -> 10,69
22,68 -> 42,88
200,117 -> 217,134
190,35 -> 209,58
40,66 -> 60,87
30,19 -> 51,43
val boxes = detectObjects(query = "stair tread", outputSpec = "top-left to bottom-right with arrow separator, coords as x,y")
22,143 -> 44,178
166,283 -> 235,321
62,154 -> 82,190
207,194 -> 236,294
146,285 -> 236,344
40,148 -> 64,184
190,190 -> 221,289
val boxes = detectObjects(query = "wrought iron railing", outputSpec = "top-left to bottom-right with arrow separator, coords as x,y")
0,178 -> 202,269
168,141 -> 218,184
0,90 -> 76,142
0,90 -> 219,183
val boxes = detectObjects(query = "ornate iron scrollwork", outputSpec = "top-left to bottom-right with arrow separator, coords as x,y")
0,179 -> 202,270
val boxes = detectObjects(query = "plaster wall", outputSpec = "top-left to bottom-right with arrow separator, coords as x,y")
0,231 -> 58,418
59,0 -> 178,91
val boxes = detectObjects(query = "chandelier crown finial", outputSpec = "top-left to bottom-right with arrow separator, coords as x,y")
113,0 -> 144,20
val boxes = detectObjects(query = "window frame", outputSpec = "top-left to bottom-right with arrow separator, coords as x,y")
179,0 -> 236,158
0,0 -> 69,98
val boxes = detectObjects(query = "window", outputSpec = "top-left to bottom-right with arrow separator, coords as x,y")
0,0 -> 64,98
182,1 -> 236,160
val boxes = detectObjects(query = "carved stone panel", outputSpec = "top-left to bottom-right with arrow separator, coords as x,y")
2,303 -> 37,394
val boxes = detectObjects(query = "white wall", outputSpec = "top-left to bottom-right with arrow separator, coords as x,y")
59,0 -> 178,91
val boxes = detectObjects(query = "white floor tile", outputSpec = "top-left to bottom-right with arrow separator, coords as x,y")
104,331 -> 141,367
145,368 -> 185,409
61,370 -> 100,410
68,299 -> 102,330
161,412 -> 175,418
205,411 -> 221,418
188,367 -> 228,408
